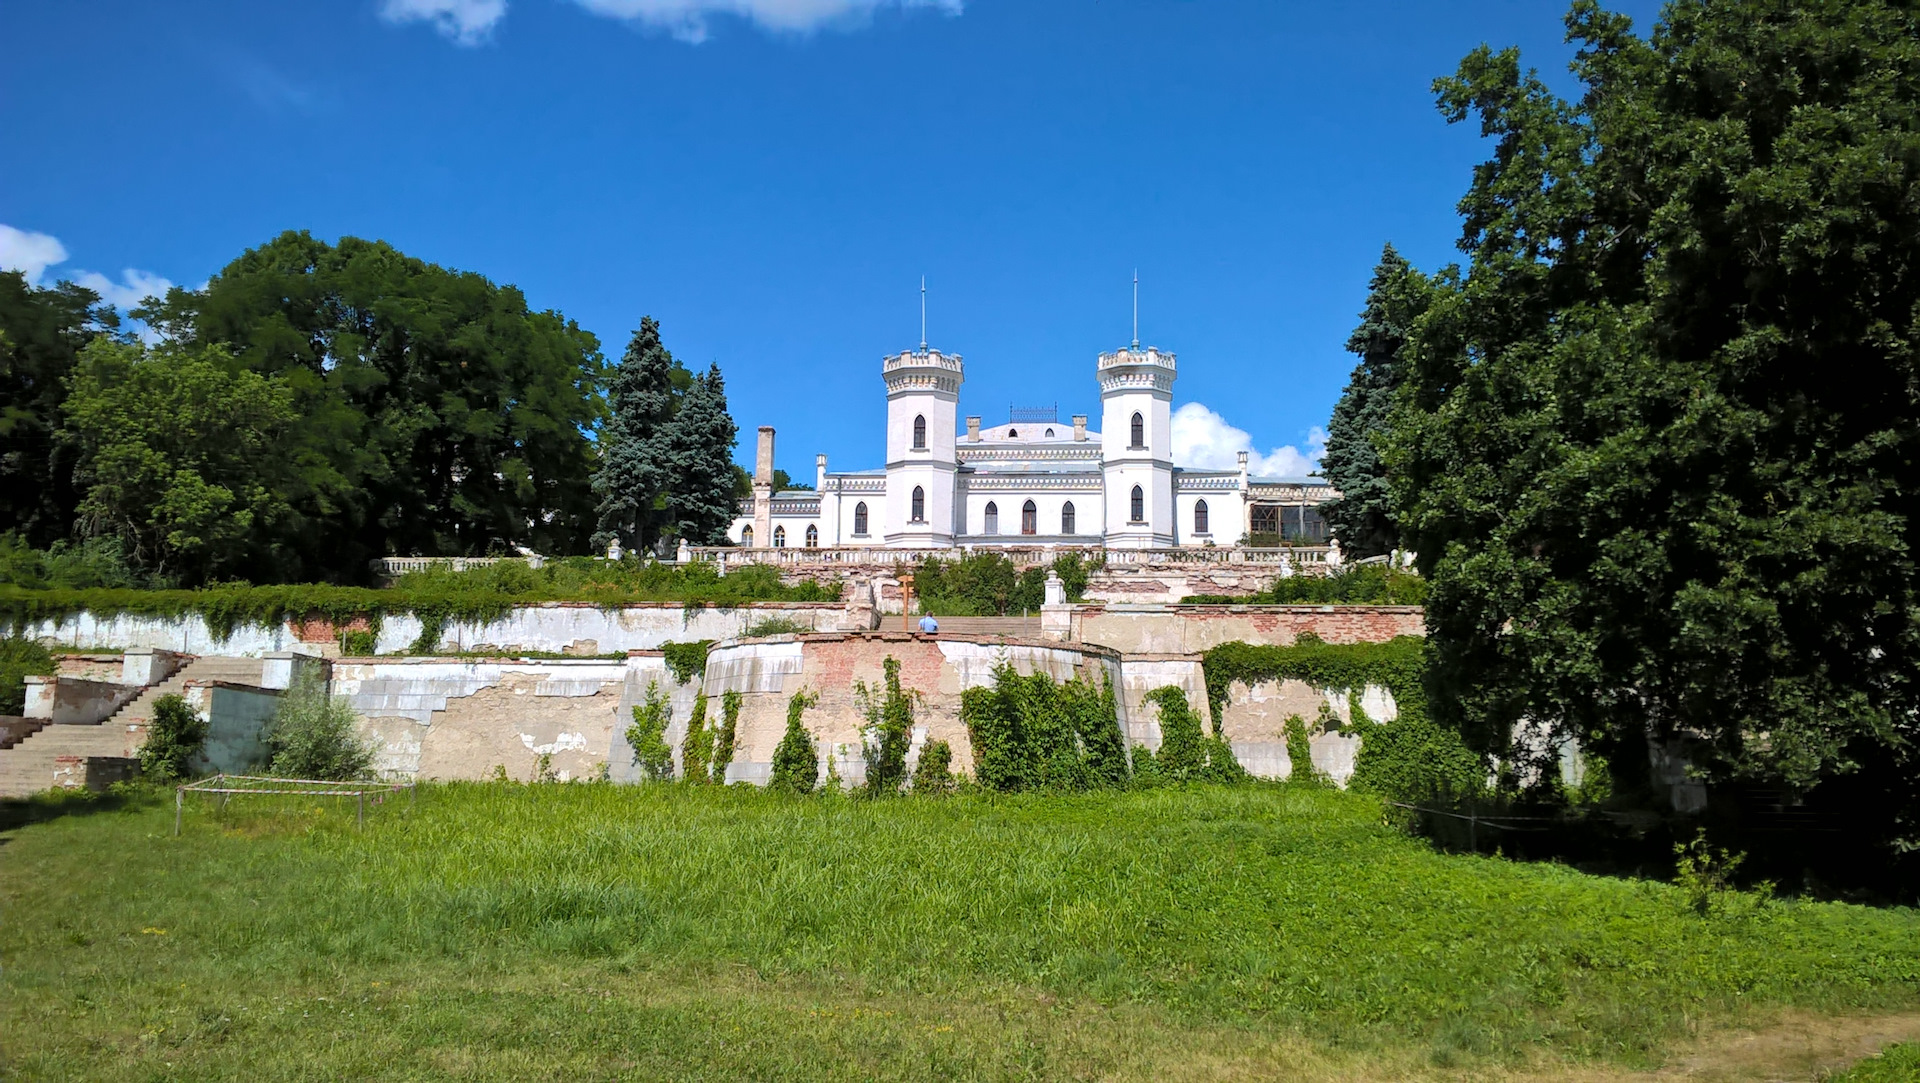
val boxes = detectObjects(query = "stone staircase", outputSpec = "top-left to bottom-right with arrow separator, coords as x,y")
0,656 -> 266,798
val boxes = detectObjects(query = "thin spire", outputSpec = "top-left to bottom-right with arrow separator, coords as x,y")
920,276 -> 928,351
1131,269 -> 1139,349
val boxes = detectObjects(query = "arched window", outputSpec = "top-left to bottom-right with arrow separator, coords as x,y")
853,501 -> 868,535
772,526 -> 786,548
805,524 -> 819,547
912,415 -> 927,450
1130,412 -> 1145,449
741,525 -> 753,547
1194,499 -> 1209,535
1061,501 -> 1076,535
1045,428 -> 1054,437
1021,500 -> 1037,535
1007,428 -> 1018,438
1130,485 -> 1144,522
983,501 -> 999,535
911,486 -> 925,522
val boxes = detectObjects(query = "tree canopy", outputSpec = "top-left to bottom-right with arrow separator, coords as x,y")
1385,0 -> 1920,850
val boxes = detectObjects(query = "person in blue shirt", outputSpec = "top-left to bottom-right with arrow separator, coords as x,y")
918,613 -> 939,634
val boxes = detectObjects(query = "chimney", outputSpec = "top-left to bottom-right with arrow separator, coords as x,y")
815,453 -> 827,490
752,427 -> 775,548
754,427 -> 775,487
1072,414 -> 1088,441
966,416 -> 981,442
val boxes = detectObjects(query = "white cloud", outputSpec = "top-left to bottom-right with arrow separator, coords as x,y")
73,269 -> 176,313
571,0 -> 962,43
0,224 -> 70,286
379,0 -> 508,45
1172,402 -> 1325,479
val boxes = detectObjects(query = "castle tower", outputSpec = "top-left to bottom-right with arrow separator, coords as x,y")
881,346 -> 962,544
1098,345 -> 1176,547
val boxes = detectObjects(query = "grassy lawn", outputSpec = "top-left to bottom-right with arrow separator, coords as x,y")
3,783 -> 1917,1081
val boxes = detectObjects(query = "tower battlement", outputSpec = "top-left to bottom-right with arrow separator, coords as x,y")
1097,346 -> 1176,396
882,348 -> 964,396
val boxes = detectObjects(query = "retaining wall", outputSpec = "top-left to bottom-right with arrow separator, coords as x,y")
1072,604 -> 1424,655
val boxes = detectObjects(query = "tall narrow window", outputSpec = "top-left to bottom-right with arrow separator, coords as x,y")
853,501 -> 868,535
741,525 -> 753,547
772,526 -> 786,548
1061,501 -> 1076,535
805,524 -> 819,547
911,486 -> 925,522
1130,485 -> 1144,523
1194,499 -> 1209,535
912,415 -> 927,450
983,501 -> 999,535
1021,500 -> 1037,535
1130,412 -> 1145,449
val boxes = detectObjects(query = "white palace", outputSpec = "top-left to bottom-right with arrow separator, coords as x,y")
728,338 -> 1334,551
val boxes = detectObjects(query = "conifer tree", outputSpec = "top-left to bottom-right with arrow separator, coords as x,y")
663,364 -> 740,546
1321,244 -> 1432,558
592,317 -> 679,553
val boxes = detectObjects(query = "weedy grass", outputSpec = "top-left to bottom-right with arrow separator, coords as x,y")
3,783 -> 1917,1080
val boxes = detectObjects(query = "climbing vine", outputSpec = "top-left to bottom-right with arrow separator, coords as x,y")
1143,686 -> 1245,784
961,663 -> 1127,792
711,689 -> 742,783
855,656 -> 920,796
769,688 -> 820,794
911,740 -> 955,795
680,692 -> 715,783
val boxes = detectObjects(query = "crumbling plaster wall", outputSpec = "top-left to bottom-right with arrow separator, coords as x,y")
701,634 -> 1122,786
1214,678 -> 1399,785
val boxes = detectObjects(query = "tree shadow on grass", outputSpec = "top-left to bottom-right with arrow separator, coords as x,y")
0,784 -> 153,839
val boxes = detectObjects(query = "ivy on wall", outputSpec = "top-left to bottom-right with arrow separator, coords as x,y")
960,663 -> 1128,792
1140,686 -> 1245,784
769,689 -> 820,794
661,640 -> 713,686
711,689 -> 742,782
625,680 -> 674,780
855,656 -> 919,796
1201,635 -> 1485,803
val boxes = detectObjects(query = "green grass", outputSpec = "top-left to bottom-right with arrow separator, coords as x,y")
1827,1043 -> 1920,1080
3,783 -> 1917,1080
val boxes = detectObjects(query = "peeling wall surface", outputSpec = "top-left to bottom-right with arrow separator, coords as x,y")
23,677 -> 141,725
23,603 -> 858,658
1074,605 -> 1424,656
332,658 -> 665,783
700,634 -> 1122,787
1214,678 -> 1399,785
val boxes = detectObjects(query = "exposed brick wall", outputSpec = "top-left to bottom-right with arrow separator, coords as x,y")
1074,604 -> 1423,655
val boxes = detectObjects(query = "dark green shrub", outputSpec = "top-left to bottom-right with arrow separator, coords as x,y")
915,552 -> 1097,616
625,681 -> 673,780
769,689 -> 820,794
265,673 -> 376,780
911,739 -> 954,795
139,694 -> 208,782
341,629 -> 378,656
856,656 -> 918,795
0,636 -> 55,715
1284,714 -> 1326,787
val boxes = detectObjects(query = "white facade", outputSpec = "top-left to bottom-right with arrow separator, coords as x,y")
728,339 -> 1334,550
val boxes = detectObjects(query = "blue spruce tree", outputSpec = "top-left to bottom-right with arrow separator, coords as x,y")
592,317 -> 679,554
664,364 -> 740,546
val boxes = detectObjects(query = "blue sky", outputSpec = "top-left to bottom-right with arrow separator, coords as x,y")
0,0 -> 1661,481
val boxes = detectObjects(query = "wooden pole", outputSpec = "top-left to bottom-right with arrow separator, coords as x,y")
174,787 -> 183,836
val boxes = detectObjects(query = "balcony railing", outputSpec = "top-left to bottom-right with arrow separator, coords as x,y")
684,544 -> 1331,570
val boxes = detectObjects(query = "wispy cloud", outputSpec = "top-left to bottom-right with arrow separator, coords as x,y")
574,0 -> 963,43
0,225 -> 70,286
0,223 -> 178,339
380,0 -> 509,46
1172,402 -> 1325,479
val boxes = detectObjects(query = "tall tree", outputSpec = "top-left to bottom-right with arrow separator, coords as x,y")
0,272 -> 104,546
63,339 -> 301,583
591,317 -> 681,553
1322,245 -> 1433,558
663,363 -> 740,545
141,232 -> 607,578
1388,0 -> 1920,854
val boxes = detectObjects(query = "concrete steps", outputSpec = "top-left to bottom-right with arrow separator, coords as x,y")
0,656 -> 268,798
